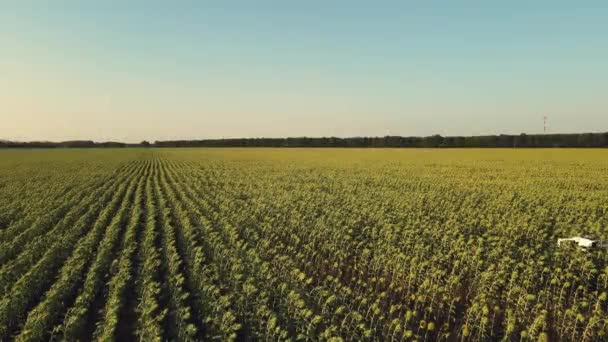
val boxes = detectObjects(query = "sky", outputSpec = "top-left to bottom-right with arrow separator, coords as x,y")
1,1 -> 607,142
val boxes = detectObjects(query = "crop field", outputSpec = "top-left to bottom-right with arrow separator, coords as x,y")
0,148 -> 607,341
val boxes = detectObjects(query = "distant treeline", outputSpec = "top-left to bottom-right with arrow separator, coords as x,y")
154,133 -> 608,148
2,132 -> 608,148
0,140 -> 141,148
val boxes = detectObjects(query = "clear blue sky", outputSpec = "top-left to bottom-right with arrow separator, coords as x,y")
1,1 -> 607,142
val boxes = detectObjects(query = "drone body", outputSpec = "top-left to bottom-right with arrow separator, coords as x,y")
557,237 -> 599,249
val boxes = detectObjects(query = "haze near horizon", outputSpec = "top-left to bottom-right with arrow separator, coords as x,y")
1,1 -> 607,142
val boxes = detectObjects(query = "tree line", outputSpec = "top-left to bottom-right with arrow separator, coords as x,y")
2,132 -> 608,148
0,140 -> 138,148
155,132 -> 608,148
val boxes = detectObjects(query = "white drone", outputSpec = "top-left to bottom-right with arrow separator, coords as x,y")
557,236 -> 607,249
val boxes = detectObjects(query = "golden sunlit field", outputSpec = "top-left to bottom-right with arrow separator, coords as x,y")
0,148 -> 607,341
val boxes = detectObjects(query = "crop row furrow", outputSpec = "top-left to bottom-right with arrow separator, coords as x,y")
163,160 -> 326,340
14,161 -> 143,341
0,161 -> 146,340
134,159 -> 165,342
152,158 -> 198,341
